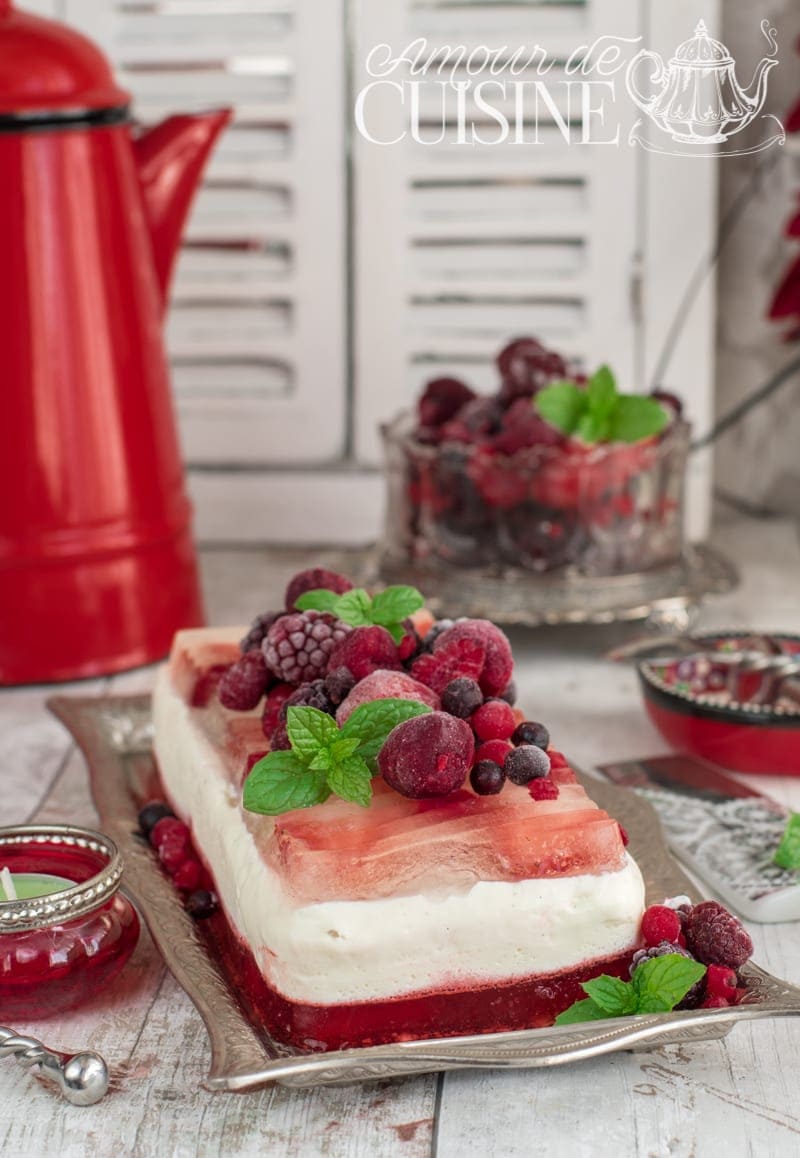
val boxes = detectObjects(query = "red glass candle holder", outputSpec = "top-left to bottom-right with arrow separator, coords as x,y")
0,825 -> 140,1019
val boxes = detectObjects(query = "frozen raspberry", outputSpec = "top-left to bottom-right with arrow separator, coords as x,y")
398,628 -> 421,663
472,699 -> 516,741
470,760 -> 506,796
411,637 -> 486,696
512,721 -> 549,749
284,568 -> 353,611
440,396 -> 502,444
186,889 -> 217,919
499,681 -> 517,706
138,801 -> 174,838
528,778 -> 559,801
261,682 -> 295,738
685,901 -> 754,968
280,679 -> 334,719
240,611 -> 281,654
433,620 -> 513,697
641,905 -> 683,948
336,669 -> 440,725
441,678 -> 484,719
418,377 -> 475,428
505,744 -> 551,785
475,739 -> 514,766
378,712 -> 474,799
218,649 -> 270,711
705,964 -> 738,1001
496,337 -> 568,403
490,398 -> 566,454
264,611 -> 351,684
172,859 -> 202,891
150,816 -> 189,851
324,666 -> 356,706
328,625 -> 401,681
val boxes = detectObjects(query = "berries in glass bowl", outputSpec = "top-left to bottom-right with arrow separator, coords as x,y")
381,337 -> 690,578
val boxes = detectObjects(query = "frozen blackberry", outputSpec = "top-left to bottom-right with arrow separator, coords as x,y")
280,679 -> 334,719
264,611 -> 351,684
240,612 -> 281,654
629,941 -> 704,1008
470,760 -> 505,796
284,568 -> 353,611
504,744 -> 551,785
218,650 -> 270,711
512,721 -> 550,749
441,677 -> 483,719
324,666 -> 357,706
138,801 -> 174,838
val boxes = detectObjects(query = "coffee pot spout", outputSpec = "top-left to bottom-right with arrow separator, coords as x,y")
741,56 -> 778,125
134,109 -> 232,311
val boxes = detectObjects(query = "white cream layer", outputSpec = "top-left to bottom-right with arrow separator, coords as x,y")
153,666 -> 645,1005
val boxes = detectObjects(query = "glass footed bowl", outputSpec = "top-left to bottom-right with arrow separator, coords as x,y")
381,412 -> 691,579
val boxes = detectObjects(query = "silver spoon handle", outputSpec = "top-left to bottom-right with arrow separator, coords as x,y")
0,1026 -> 109,1106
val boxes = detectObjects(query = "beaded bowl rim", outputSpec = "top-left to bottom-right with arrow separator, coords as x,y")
638,630 -> 800,723
0,824 -> 124,933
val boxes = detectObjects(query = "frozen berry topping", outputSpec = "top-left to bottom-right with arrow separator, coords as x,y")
505,744 -> 551,785
411,635 -> 486,695
327,625 -> 401,681
138,801 -> 174,838
528,778 -> 559,801
432,619 -> 513,697
324,666 -> 357,705
441,677 -> 484,719
685,901 -> 754,968
261,682 -> 296,740
470,759 -> 506,796
471,699 -> 516,741
284,568 -> 353,611
629,940 -> 696,976
264,611 -> 351,684
378,712 -> 475,799
335,669 -> 440,725
218,649 -> 270,711
640,904 -> 683,949
280,679 -> 335,719
474,738 -> 514,767
511,720 -> 550,749
240,612 -> 281,654
705,964 -> 738,1001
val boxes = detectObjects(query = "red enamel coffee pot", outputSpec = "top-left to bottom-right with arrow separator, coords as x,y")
0,1 -> 231,684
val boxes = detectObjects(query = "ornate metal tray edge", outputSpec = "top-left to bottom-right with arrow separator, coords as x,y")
48,694 -> 800,1093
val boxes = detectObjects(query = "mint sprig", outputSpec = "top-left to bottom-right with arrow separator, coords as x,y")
243,699 -> 432,816
555,954 -> 706,1025
536,366 -> 669,445
295,585 -> 424,644
774,813 -> 800,871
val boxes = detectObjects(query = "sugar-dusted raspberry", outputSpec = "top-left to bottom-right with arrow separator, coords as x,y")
240,611 -> 281,654
641,904 -> 683,948
328,625 -> 401,681
324,666 -> 356,706
433,620 -> 513,697
418,377 -> 475,428
529,778 -> 559,801
685,901 -> 754,968
284,568 -> 353,611
475,739 -> 514,766
505,744 -> 551,785
261,682 -> 295,738
172,859 -> 202,891
441,678 -> 484,719
470,760 -> 505,796
378,712 -> 474,799
280,679 -> 334,719
705,964 -> 738,1001
411,636 -> 486,696
336,669 -> 440,725
218,649 -> 270,711
264,611 -> 351,684
150,816 -> 189,851
512,720 -> 550,749
471,699 -> 516,741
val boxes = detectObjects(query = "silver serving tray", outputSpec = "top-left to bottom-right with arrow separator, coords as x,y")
49,694 -> 800,1093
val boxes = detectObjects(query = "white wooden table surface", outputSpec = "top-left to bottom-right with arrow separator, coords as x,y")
2,512 -> 800,1158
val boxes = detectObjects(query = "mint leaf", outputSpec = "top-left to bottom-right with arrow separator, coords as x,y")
340,698 -> 433,772
576,409 -> 612,444
631,954 -> 706,1013
333,588 -> 374,627
586,365 -> 618,416
294,588 -> 341,613
608,395 -> 669,444
285,706 -> 339,763
582,974 -> 638,1016
243,751 -> 330,815
372,586 -> 424,628
327,754 -> 373,808
555,998 -> 614,1025
535,380 -> 587,434
330,736 -> 361,762
774,813 -> 800,870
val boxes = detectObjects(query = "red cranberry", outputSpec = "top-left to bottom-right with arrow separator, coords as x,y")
471,699 -> 516,741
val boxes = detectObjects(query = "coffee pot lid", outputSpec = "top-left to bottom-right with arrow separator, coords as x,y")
673,20 -> 733,66
0,0 -> 129,118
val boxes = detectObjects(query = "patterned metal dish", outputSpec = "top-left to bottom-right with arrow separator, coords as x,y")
49,694 -> 800,1093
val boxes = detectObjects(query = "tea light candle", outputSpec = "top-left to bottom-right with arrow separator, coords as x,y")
0,866 -> 74,902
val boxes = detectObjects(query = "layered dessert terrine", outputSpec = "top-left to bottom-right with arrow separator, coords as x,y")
152,569 -> 646,1050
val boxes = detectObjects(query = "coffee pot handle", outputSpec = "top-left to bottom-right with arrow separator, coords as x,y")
626,49 -> 667,116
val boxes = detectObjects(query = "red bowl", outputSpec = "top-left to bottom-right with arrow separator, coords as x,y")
638,632 -> 800,776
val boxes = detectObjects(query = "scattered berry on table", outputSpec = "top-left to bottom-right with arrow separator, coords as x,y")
186,890 -> 218,920
261,682 -> 296,739
432,619 -> 513,696
511,720 -> 550,749
150,816 -> 189,850
284,568 -> 353,611
280,679 -> 334,719
240,611 -> 281,654
441,677 -> 484,719
336,669 -> 440,725
378,712 -> 474,799
472,699 -> 516,741
474,739 -> 514,766
641,904 -> 683,948
505,744 -> 551,785
157,832 -> 190,873
328,625 -> 401,681
685,901 -> 754,968
264,611 -> 351,684
705,964 -> 738,1001
411,636 -> 486,695
218,649 -> 270,711
324,666 -> 357,705
528,778 -> 559,801
138,801 -> 174,838
172,859 -> 202,892
470,760 -> 506,796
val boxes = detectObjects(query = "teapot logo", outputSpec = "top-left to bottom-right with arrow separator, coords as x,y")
627,19 -> 785,156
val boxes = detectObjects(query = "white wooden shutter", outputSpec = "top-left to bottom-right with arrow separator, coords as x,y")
65,0 -> 348,465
